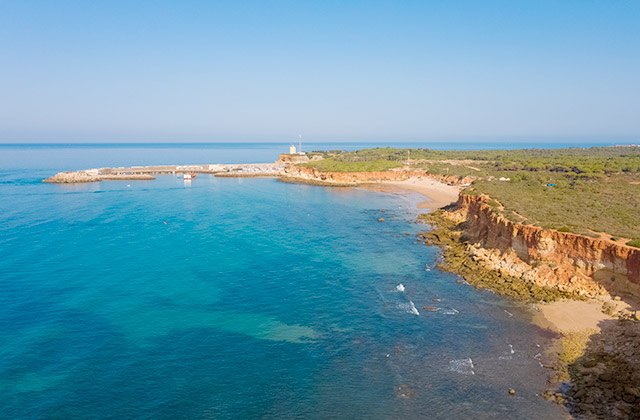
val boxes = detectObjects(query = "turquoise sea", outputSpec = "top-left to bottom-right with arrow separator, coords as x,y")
0,142 -> 602,418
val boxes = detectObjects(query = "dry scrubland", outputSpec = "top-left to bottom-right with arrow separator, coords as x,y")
304,146 -> 640,244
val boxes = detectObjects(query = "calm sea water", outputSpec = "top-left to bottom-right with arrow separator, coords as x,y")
0,143 -> 572,418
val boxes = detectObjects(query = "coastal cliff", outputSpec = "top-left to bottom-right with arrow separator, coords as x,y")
281,165 -> 472,186
430,193 -> 640,299
423,192 -> 640,417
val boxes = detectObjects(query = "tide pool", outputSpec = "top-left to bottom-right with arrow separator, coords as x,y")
0,155 -> 564,418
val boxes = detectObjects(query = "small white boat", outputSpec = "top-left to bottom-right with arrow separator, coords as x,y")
183,173 -> 194,180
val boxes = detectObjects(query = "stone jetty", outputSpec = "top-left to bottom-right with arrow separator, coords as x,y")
44,163 -> 286,183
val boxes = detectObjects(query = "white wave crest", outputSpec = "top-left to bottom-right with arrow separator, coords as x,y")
395,283 -> 405,292
449,358 -> 475,375
399,301 -> 420,316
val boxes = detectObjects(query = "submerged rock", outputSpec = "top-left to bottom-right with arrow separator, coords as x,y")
394,384 -> 416,399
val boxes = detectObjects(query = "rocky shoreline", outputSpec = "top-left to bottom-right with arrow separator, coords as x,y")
418,211 -> 576,302
419,193 -> 640,418
563,319 -> 640,418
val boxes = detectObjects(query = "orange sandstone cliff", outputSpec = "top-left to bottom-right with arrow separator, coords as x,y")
446,194 -> 640,298
282,165 -> 472,186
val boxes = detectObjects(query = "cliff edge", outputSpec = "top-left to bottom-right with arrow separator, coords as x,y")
444,193 -> 640,299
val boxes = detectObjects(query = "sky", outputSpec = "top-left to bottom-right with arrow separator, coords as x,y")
0,0 -> 638,143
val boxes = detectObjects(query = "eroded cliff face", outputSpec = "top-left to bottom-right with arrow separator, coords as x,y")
282,165 -> 471,186
448,194 -> 640,298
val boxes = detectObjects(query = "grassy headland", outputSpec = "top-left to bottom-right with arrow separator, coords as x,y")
304,146 -> 640,243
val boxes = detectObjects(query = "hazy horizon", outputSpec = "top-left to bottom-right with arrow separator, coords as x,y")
1,139 -> 637,147
1,1 -> 638,143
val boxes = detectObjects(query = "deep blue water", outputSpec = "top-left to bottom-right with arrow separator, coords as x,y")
0,144 -> 568,418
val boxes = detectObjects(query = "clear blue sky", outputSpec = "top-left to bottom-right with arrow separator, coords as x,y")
0,0 -> 638,143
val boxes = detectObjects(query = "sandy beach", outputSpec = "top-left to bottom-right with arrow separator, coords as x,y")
362,178 -> 461,210
532,299 -> 614,334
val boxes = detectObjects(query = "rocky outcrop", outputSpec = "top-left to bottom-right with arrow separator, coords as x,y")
281,165 -> 472,186
565,320 -> 640,418
445,194 -> 640,299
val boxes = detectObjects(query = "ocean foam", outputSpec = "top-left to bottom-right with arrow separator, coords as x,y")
395,283 -> 405,292
499,345 -> 516,360
440,308 -> 459,315
399,300 -> 420,316
449,358 -> 475,375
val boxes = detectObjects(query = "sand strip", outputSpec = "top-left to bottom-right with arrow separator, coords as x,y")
532,299 -> 613,334
361,178 -> 460,210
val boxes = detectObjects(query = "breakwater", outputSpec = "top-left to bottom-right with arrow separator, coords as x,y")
44,163 -> 285,183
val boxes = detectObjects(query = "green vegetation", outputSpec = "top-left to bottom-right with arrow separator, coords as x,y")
302,158 -> 400,172
556,330 -> 597,381
627,239 -> 640,248
304,145 -> 640,241
472,173 -> 640,240
306,146 -> 640,177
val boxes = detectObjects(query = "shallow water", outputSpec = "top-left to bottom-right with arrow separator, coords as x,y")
0,145 -> 565,418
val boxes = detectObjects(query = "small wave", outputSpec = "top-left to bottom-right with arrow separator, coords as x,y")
449,358 -> 475,375
440,308 -> 459,315
398,301 -> 419,316
395,284 -> 405,292
408,301 -> 419,316
499,345 -> 515,360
